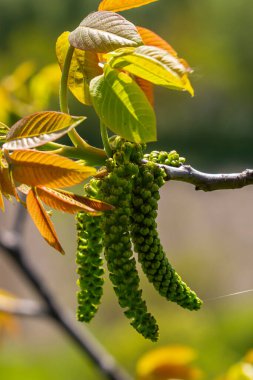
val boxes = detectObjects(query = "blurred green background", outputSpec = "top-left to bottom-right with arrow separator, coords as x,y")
1,0 -> 253,379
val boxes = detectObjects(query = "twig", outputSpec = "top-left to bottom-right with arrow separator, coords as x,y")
143,160 -> 253,192
0,204 -> 133,380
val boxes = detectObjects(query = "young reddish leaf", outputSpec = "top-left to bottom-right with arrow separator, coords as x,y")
53,188 -> 114,212
10,150 -> 96,188
56,32 -> 103,106
137,26 -> 192,72
98,0 -> 158,12
107,46 -> 194,95
68,11 -> 143,53
36,186 -> 113,215
90,67 -> 156,143
26,188 -> 64,254
3,111 -> 85,150
134,76 -> 154,106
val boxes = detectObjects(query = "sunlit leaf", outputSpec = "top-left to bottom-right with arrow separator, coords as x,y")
137,26 -> 192,72
26,188 -> 64,254
3,111 -> 86,150
69,11 -> 143,53
98,0 -> 158,12
10,150 -> 96,188
36,186 -> 113,215
53,188 -> 114,212
107,45 -> 194,95
90,67 -> 156,143
56,32 -> 103,105
134,76 -> 154,106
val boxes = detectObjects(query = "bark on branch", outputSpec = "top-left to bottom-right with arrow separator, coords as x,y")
143,160 -> 253,192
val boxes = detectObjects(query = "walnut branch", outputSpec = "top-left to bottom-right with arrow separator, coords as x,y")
143,160 -> 253,192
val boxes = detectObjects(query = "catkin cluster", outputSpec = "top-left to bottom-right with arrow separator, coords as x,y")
130,162 -> 202,311
76,137 -> 202,340
76,212 -> 104,322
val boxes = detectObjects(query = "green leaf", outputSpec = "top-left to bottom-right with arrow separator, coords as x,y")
89,67 -> 156,143
56,32 -> 103,105
3,111 -> 86,150
107,45 -> 194,95
69,11 -> 143,53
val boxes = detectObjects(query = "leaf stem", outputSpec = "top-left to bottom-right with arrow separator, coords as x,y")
59,45 -> 88,148
59,45 -> 74,114
55,146 -> 107,166
100,121 -> 112,157
59,45 -> 107,164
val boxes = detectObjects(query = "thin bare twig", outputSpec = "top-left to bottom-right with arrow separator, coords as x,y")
143,160 -> 253,192
0,204 -> 133,380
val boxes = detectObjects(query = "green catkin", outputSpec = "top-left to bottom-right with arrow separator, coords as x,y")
76,142 -> 201,338
76,211 -> 104,322
144,150 -> 186,166
131,158 -> 202,311
99,139 -> 159,341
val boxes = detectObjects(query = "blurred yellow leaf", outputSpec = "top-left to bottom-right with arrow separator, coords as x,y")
26,188 -> 64,254
219,351 -> 253,380
10,150 -> 96,188
0,87 -> 11,124
56,31 -> 102,105
136,345 -> 202,380
0,290 -> 20,338
1,61 -> 35,93
30,64 -> 61,109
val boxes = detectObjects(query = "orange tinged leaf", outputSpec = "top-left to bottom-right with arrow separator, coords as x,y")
137,26 -> 177,56
0,166 -> 17,197
98,0 -> 158,12
134,76 -> 154,107
137,26 -> 192,72
58,189 -> 114,212
4,111 -> 86,150
10,150 -> 96,188
36,186 -> 113,215
26,188 -> 64,254
0,191 -> 4,212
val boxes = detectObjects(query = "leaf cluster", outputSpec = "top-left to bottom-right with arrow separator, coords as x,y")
0,0 -> 194,254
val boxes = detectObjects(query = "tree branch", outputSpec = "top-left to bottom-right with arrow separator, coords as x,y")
0,204 -> 133,380
143,160 -> 253,192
